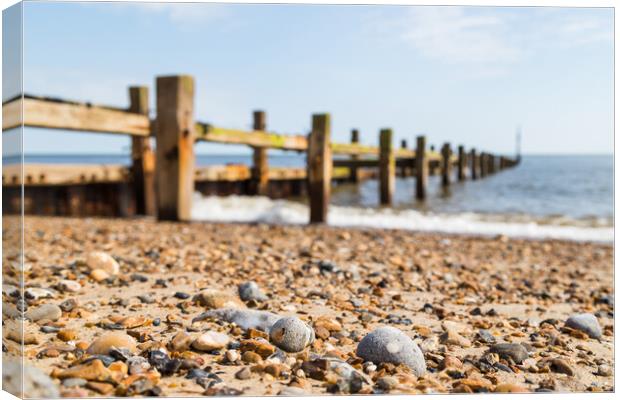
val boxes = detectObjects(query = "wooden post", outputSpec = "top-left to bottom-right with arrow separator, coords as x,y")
155,75 -> 195,221
400,139 -> 408,177
379,129 -> 395,205
349,129 -> 360,182
415,135 -> 427,200
480,152 -> 488,177
489,154 -> 495,174
470,148 -> 478,180
307,113 -> 331,223
457,145 -> 466,181
441,142 -> 451,187
129,86 -> 156,216
251,111 -> 269,196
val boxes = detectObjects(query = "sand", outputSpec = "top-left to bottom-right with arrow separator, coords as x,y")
2,216 -> 614,396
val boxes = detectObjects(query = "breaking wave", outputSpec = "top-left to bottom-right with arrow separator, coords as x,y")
191,194 -> 613,243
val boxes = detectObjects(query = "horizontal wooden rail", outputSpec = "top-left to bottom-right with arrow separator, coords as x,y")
3,163 -> 360,187
2,96 -> 151,136
2,164 -> 130,186
195,123 -> 308,151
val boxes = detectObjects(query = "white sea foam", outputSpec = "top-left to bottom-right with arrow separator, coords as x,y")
191,194 -> 613,243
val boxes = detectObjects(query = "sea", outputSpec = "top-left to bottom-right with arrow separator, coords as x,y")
9,153 -> 614,242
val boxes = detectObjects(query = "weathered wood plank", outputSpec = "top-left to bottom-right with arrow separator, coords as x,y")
155,75 -> 195,221
349,129 -> 361,182
457,145 -> 466,181
416,135 -> 428,200
2,164 -> 130,186
441,143 -> 452,187
379,129 -> 395,205
2,97 -> 151,136
470,148 -> 478,180
129,86 -> 156,216
195,123 -> 308,151
250,111 -> 269,195
307,113 -> 331,223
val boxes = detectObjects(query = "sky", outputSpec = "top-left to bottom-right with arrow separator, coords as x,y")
3,1 -> 615,155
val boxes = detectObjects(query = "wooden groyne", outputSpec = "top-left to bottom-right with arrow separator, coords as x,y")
2,75 -> 519,221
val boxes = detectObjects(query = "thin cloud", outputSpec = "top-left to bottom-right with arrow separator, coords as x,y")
401,7 -> 520,65
366,6 -> 612,71
122,2 -> 229,30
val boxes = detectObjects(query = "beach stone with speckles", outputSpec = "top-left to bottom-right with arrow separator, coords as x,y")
269,316 -> 315,353
356,327 -> 426,376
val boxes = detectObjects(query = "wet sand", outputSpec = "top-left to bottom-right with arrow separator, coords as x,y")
2,216 -> 614,396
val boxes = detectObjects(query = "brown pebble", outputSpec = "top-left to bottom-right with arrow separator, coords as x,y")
57,329 -> 77,342
87,332 -> 137,355
242,351 -> 262,364
240,339 -> 276,359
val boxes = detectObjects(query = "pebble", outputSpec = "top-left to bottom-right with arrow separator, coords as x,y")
86,251 -> 120,275
62,378 -> 87,387
441,354 -> 463,370
2,302 -> 21,319
356,326 -> 426,376
3,362 -> 60,398
269,316 -> 315,352
565,313 -> 602,339
25,287 -> 55,300
90,269 -> 110,282
278,387 -> 309,396
235,367 -> 252,380
193,308 -> 281,332
51,359 -> 116,382
173,291 -> 190,299
24,303 -> 62,322
87,332 -> 137,355
169,331 -> 194,352
240,338 -> 276,358
440,329 -> 471,347
549,358 -> 575,376
376,376 -> 399,391
59,298 -> 78,312
191,331 -> 230,351
195,289 -> 244,309
58,280 -> 81,293
488,343 -> 529,364
238,281 -> 268,302
3,284 -> 19,298
57,329 -> 77,342
597,364 -> 612,377
137,294 -> 155,304
477,329 -> 496,344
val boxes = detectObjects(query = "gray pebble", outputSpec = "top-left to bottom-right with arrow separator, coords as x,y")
477,329 -> 496,344
238,281 -> 268,302
356,326 -> 426,376
193,308 -> 281,332
488,343 -> 529,364
62,378 -> 87,387
40,326 -> 60,334
24,303 -> 62,322
566,313 -> 602,339
3,361 -> 60,398
278,386 -> 309,396
269,317 -> 315,353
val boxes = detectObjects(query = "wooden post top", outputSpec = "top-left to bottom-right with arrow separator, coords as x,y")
401,139 -> 407,149
253,110 -> 266,131
128,86 -> 149,115
351,129 -> 359,143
